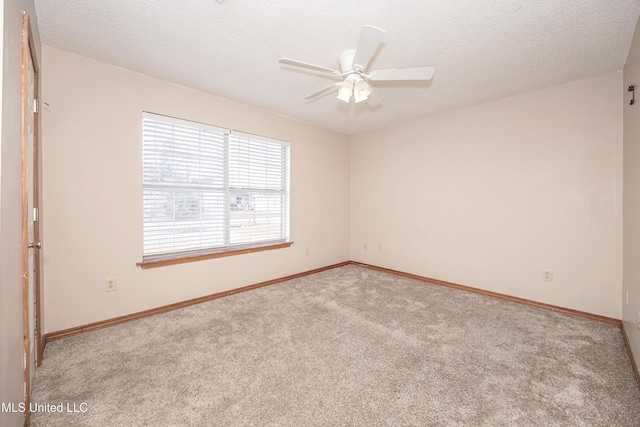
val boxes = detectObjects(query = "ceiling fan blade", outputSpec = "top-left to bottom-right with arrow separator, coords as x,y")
279,57 -> 341,75
304,83 -> 339,100
352,25 -> 386,71
368,66 -> 435,81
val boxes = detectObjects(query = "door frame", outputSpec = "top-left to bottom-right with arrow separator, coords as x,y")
21,11 -> 41,424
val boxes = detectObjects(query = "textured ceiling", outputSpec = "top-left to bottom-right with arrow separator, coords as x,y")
34,0 -> 640,135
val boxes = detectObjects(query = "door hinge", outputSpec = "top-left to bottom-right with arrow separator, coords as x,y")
33,98 -> 39,114
33,207 -> 38,222
35,315 -> 39,330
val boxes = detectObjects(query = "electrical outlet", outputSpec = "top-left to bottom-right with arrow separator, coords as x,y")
105,278 -> 117,293
542,270 -> 553,282
626,290 -> 629,305
378,244 -> 382,251
364,243 -> 368,250
305,248 -> 310,256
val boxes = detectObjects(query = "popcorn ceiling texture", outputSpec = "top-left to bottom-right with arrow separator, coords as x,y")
34,1 -> 640,134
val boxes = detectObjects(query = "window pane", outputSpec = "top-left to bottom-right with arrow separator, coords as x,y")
143,118 -> 226,188
229,134 -> 286,191
229,191 -> 286,246
143,188 -> 225,256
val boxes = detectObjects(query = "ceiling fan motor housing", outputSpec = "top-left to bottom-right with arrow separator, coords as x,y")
339,49 -> 357,73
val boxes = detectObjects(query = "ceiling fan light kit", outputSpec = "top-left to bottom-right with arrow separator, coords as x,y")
337,73 -> 372,103
279,25 -> 434,106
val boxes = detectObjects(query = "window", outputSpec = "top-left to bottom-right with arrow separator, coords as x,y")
140,112 -> 290,266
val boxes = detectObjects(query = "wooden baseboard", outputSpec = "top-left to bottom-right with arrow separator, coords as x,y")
42,259 -> 639,390
44,259 -> 622,345
350,261 -> 621,326
45,261 -> 350,343
621,322 -> 640,388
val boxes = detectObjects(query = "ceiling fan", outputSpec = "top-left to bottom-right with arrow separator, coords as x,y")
279,25 -> 435,105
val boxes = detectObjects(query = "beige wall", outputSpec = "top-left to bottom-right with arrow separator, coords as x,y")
351,72 -> 623,318
623,16 -> 640,372
0,1 -> 41,426
39,44 -> 629,336
40,47 -> 351,333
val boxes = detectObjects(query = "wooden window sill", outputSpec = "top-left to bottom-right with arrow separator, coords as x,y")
137,241 -> 293,269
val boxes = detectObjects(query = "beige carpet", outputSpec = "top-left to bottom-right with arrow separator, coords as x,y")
31,265 -> 640,426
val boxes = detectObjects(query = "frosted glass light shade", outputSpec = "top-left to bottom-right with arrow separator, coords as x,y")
337,80 -> 353,102
353,78 -> 372,103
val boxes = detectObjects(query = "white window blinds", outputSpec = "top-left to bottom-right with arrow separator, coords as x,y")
142,112 -> 290,261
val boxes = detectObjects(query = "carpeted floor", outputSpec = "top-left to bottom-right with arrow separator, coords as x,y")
31,265 -> 640,426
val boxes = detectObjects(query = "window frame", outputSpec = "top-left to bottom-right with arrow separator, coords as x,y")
137,112 -> 292,269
